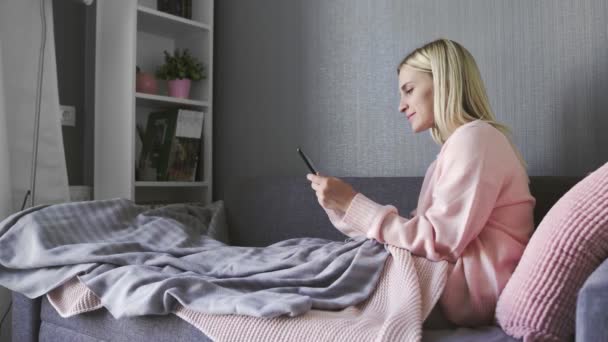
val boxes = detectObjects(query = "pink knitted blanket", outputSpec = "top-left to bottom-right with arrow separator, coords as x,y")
47,245 -> 447,342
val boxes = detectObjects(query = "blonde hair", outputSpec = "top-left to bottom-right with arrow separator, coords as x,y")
398,38 -> 527,168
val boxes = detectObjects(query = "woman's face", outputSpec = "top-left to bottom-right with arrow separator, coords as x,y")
398,65 -> 435,133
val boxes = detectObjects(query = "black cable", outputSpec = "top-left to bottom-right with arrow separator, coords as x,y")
29,0 -> 47,208
20,190 -> 31,211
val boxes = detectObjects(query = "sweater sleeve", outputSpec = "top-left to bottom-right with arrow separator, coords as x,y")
323,207 -> 368,238
337,127 -> 506,262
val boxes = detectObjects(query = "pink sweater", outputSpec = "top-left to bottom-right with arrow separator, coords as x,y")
325,120 -> 535,326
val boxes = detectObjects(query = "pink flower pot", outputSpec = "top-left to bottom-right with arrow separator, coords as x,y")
167,79 -> 192,99
135,72 -> 158,94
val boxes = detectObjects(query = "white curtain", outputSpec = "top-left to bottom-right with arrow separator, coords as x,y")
0,0 -> 69,211
0,43 -> 12,219
0,34 -> 13,342
1,0 -> 70,340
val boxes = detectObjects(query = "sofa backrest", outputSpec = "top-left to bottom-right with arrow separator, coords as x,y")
226,176 -> 581,247
528,176 -> 582,226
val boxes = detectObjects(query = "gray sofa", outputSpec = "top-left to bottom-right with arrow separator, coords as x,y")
11,176 -> 608,341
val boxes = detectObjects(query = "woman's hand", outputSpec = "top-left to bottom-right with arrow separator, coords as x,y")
306,173 -> 357,213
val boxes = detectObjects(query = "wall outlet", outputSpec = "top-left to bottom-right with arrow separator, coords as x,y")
60,105 -> 76,127
69,186 -> 92,202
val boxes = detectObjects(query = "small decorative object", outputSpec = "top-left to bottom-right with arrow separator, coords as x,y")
166,109 -> 204,182
135,66 -> 158,95
166,79 -> 190,99
156,49 -> 205,99
157,0 -> 192,19
139,160 -> 158,182
139,109 -> 203,182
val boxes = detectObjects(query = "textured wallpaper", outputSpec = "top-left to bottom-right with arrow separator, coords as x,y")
214,0 -> 608,201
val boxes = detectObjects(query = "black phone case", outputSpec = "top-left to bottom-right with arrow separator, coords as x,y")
297,147 -> 318,174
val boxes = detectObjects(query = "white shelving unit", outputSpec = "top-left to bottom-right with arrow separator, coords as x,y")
94,0 -> 214,205
135,92 -> 209,108
135,181 -> 209,187
137,5 -> 212,33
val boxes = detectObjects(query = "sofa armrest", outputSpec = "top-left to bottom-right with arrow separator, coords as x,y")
576,258 -> 608,342
11,292 -> 40,342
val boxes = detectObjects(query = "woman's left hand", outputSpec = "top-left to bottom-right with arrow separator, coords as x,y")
306,173 -> 357,213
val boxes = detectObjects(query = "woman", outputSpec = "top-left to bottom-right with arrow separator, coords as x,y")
306,38 -> 535,327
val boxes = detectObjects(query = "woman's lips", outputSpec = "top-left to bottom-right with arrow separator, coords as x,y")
407,112 -> 417,120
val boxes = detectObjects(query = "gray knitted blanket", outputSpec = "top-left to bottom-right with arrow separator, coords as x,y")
0,199 -> 389,318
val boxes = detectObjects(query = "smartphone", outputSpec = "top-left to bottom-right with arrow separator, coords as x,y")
297,147 -> 318,174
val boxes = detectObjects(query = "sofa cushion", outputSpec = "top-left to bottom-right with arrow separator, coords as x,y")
422,326 -> 520,342
226,176 -> 578,248
12,292 -> 41,342
527,177 -> 581,227
576,258 -> 608,342
40,296 -> 212,342
496,162 -> 608,341
39,321 -> 100,342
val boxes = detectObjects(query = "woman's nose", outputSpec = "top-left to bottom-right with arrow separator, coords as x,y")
399,101 -> 407,113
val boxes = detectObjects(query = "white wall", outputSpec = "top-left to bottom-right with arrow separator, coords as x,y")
214,0 -> 608,206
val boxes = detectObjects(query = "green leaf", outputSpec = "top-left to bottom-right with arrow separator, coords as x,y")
155,48 -> 207,81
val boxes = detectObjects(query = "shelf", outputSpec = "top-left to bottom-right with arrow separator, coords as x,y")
135,181 -> 209,188
135,92 -> 209,108
94,1 -> 213,204
137,6 -> 211,38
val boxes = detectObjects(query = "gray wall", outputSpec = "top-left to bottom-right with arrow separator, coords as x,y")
213,0 -> 608,203
53,0 -> 87,185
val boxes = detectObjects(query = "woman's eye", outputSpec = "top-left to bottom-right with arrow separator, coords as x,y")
406,89 -> 413,94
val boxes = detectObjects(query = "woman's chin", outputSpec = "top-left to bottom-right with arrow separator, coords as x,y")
411,123 -> 431,134
411,124 -> 423,133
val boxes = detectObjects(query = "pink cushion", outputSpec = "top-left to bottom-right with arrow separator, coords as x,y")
496,162 -> 608,341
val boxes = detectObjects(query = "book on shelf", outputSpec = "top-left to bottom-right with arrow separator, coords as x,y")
138,108 -> 204,182
156,0 -> 192,19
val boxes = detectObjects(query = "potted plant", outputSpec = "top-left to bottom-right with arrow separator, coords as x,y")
156,49 -> 205,99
